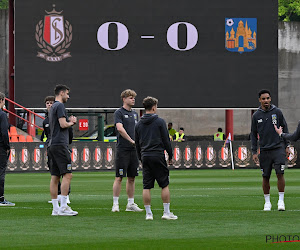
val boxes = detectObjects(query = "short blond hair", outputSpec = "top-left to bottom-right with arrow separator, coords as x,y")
120,89 -> 137,100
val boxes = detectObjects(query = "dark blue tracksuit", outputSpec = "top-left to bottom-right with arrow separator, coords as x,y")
251,104 -> 289,177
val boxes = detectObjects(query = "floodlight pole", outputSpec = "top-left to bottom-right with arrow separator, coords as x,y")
8,0 -> 15,126
225,110 -> 234,141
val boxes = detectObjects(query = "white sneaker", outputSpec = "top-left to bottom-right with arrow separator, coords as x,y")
146,213 -> 153,220
161,212 -> 178,220
278,200 -> 285,211
67,195 -> 71,204
51,209 -> 58,216
263,202 -> 272,211
125,203 -> 143,212
58,205 -> 78,216
112,204 -> 120,212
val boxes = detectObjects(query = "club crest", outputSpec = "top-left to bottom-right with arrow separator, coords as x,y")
225,18 -> 257,54
32,148 -> 42,170
81,147 -> 91,169
20,147 -> 30,170
205,146 -> 216,168
218,146 -> 231,168
71,147 -> 79,170
235,145 -> 251,167
93,147 -> 103,169
105,145 -> 114,169
194,145 -> 203,168
287,145 -> 297,167
173,146 -> 181,168
36,4 -> 72,62
7,148 -> 17,171
183,145 -> 193,168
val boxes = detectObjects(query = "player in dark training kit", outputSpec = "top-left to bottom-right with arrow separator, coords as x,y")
112,89 -> 143,212
48,85 -> 77,216
251,89 -> 290,211
135,96 -> 177,220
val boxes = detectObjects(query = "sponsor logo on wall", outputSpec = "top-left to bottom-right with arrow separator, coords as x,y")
184,145 -> 193,168
105,145 -> 114,169
32,148 -> 42,170
235,145 -> 251,167
71,146 -> 79,170
81,147 -> 91,170
205,145 -> 216,167
7,147 -> 17,171
173,145 -> 181,168
20,147 -> 30,170
218,146 -> 231,168
93,147 -> 103,169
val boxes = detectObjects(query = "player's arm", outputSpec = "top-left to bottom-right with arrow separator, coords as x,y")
116,123 -> 135,145
276,121 -> 300,142
59,117 -> 76,129
134,126 -> 141,161
250,115 -> 259,164
160,120 -> 173,160
0,113 -> 10,153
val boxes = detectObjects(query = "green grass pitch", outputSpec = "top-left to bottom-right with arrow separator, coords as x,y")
1,169 -> 300,249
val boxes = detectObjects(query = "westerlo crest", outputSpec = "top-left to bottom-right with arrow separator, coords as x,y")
36,5 -> 72,62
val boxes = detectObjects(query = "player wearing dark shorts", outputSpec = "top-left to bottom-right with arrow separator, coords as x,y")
112,89 -> 143,212
135,96 -> 177,220
251,89 -> 290,211
48,85 -> 78,216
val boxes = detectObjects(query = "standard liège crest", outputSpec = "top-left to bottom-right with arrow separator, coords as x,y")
36,5 -> 72,62
93,147 -> 103,169
287,145 -> 297,167
32,148 -> 42,170
205,145 -> 216,168
173,146 -> 181,168
218,146 -> 231,168
81,147 -> 91,170
7,148 -> 17,171
105,145 -> 114,169
235,145 -> 251,167
183,145 -> 193,168
71,147 -> 79,170
20,147 -> 30,170
194,145 -> 203,168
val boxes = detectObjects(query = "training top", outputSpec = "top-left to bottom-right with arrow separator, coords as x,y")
135,113 -> 173,160
114,107 -> 138,150
0,109 -> 10,150
251,104 -> 289,154
48,101 -> 69,146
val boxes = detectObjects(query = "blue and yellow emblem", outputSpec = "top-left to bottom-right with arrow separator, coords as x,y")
225,18 -> 257,54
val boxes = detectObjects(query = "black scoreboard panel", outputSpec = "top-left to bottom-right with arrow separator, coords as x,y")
15,0 -> 278,108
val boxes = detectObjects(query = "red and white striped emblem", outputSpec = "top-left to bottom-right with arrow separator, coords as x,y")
71,148 -> 78,162
207,147 -> 214,161
43,15 -> 65,47
22,148 -> 28,163
174,147 -> 180,161
195,147 -> 202,161
221,147 -> 228,161
34,148 -> 41,163
9,149 -> 15,163
95,148 -> 101,162
106,147 -> 113,162
238,146 -> 247,161
288,147 -> 295,161
185,147 -> 191,161
83,148 -> 90,162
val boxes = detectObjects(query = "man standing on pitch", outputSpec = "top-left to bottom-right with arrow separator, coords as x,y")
112,89 -> 143,212
48,85 -> 77,216
251,89 -> 289,211
0,92 -> 15,206
135,96 -> 177,220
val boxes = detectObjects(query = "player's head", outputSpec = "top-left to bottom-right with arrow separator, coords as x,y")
218,128 -> 222,132
179,127 -> 184,134
54,85 -> 70,103
44,96 -> 55,111
258,89 -> 271,110
0,92 -> 5,109
121,89 -> 137,107
168,122 -> 173,130
143,96 -> 158,113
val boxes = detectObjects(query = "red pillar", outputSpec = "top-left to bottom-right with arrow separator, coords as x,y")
225,110 -> 234,141
8,0 -> 15,126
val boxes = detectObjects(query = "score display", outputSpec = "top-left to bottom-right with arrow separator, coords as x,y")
15,0 -> 278,108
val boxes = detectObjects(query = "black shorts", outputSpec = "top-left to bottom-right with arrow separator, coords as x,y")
115,149 -> 139,177
259,146 -> 286,177
48,145 -> 72,176
142,155 -> 169,189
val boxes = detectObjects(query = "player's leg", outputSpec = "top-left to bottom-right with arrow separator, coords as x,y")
125,151 -> 143,212
155,156 -> 177,220
0,150 -> 14,206
274,146 -> 286,211
260,151 -> 272,211
142,156 -> 154,220
112,177 -> 122,212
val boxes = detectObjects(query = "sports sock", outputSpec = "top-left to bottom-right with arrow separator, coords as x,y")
264,194 -> 270,203
279,192 -> 284,201
61,195 -> 68,208
145,205 -> 152,214
52,199 -> 59,211
163,203 -> 170,214
128,198 -> 134,205
113,196 -> 119,205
